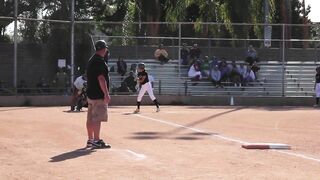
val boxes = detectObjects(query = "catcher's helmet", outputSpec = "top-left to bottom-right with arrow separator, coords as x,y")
137,62 -> 145,69
95,40 -> 107,51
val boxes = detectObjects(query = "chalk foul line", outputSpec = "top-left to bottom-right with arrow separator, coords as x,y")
134,114 -> 320,163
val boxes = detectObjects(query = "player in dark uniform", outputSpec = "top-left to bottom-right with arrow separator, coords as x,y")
134,63 -> 160,113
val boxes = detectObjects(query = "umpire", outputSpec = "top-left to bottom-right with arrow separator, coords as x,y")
85,40 -> 111,148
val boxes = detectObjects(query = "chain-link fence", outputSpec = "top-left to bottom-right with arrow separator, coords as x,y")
1,12 -> 320,96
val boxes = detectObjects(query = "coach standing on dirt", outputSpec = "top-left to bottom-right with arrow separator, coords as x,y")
85,40 -> 111,149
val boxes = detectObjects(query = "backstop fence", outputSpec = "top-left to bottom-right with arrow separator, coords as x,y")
1,10 -> 320,97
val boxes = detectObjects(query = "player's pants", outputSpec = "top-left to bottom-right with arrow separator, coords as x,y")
137,82 -> 156,102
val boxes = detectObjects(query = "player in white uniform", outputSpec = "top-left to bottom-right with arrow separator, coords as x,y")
134,63 -> 160,113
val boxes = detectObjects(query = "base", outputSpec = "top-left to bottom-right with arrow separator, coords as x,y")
242,143 -> 291,150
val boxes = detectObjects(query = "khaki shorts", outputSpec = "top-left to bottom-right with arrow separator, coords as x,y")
87,98 -> 108,122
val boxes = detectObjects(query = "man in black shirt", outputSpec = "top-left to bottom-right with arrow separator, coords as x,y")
134,63 -> 160,113
86,40 -> 111,148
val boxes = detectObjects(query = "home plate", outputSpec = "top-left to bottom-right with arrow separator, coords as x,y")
242,143 -> 291,150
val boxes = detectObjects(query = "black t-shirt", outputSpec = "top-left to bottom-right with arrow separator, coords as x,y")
137,70 -> 149,85
86,54 -> 109,99
316,73 -> 320,83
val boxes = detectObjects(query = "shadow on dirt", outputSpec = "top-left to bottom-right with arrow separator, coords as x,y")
49,148 -> 96,162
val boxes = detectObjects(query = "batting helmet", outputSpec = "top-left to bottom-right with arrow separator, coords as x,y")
137,62 -> 145,69
95,40 -> 107,51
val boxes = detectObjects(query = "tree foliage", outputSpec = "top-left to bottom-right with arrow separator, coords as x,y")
0,0 -> 314,44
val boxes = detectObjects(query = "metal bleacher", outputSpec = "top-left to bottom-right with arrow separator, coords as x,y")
108,59 -> 319,97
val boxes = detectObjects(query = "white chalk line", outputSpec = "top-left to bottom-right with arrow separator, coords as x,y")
274,150 -> 320,163
125,150 -> 147,160
109,148 -> 146,161
134,113 -> 320,163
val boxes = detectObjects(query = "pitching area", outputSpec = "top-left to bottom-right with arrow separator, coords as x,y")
0,106 -> 320,179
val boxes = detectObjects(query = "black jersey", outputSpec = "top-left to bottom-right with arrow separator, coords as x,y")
137,70 -> 149,85
316,73 -> 320,83
86,54 -> 109,99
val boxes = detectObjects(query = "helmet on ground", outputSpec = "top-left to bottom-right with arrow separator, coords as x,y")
138,62 -> 145,69
95,40 -> 107,51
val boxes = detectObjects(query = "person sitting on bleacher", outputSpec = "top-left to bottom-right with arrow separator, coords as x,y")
245,45 -> 258,66
116,56 -> 127,78
218,59 -> 231,83
243,66 -> 255,86
123,71 -> 137,92
200,56 -> 210,77
230,61 -> 242,87
237,63 -> 247,84
188,60 -> 202,85
251,61 -> 260,81
114,81 -> 130,93
237,63 -> 247,78
180,43 -> 190,65
189,43 -> 201,62
210,56 -> 220,67
154,44 -> 169,64
210,65 -> 222,88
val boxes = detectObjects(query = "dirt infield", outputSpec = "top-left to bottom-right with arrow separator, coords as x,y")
0,106 -> 320,179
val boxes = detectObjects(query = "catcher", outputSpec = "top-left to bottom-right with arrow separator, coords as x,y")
134,63 -> 160,113
70,73 -> 87,111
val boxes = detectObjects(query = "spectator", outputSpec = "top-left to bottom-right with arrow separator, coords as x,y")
124,71 -> 137,92
115,81 -> 130,93
130,63 -> 137,73
229,61 -> 242,86
251,61 -> 260,80
189,43 -> 201,62
53,67 -> 69,93
116,56 -> 127,78
237,63 -> 247,83
210,65 -> 222,87
180,43 -> 190,65
36,77 -> 50,93
188,61 -> 202,85
209,56 -> 220,68
245,45 -> 258,66
218,59 -> 231,82
201,56 -> 210,77
243,66 -> 256,86
154,44 -> 169,64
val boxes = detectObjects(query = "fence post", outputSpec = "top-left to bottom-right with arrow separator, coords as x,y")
70,0 -> 75,92
13,0 -> 18,93
178,22 -> 181,95
282,24 -> 285,97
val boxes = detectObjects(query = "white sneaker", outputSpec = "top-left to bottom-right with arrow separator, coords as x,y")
313,104 -> 319,108
133,109 -> 140,113
156,107 -> 160,112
